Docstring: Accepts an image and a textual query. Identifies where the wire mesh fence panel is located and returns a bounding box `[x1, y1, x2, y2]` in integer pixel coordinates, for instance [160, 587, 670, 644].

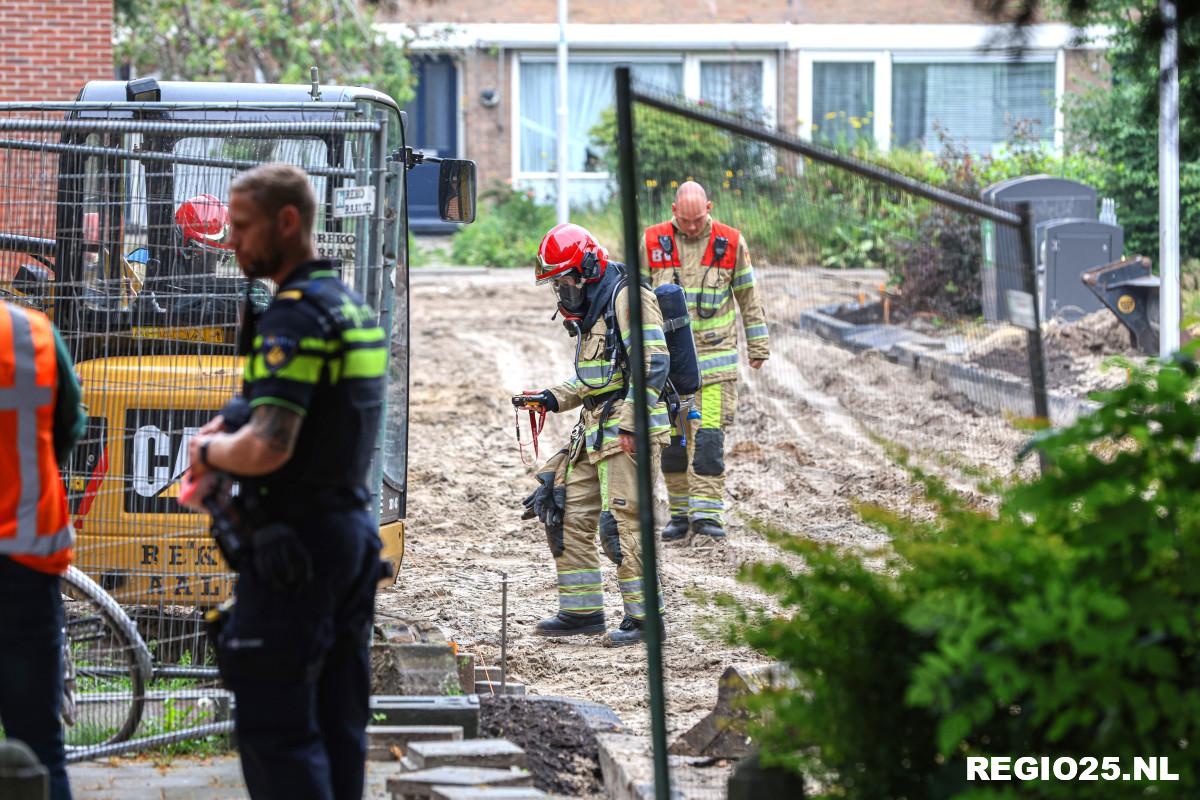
[0, 104, 402, 757]
[612, 72, 1076, 798]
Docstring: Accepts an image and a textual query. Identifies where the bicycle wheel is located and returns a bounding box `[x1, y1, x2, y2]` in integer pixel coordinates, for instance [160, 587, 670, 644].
[60, 566, 153, 755]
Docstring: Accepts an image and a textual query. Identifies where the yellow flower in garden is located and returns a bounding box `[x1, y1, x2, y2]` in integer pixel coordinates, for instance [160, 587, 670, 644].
[645, 178, 658, 188]
[722, 180, 730, 188]
[670, 180, 678, 188]
[725, 169, 733, 177]
[823, 111, 838, 120]
[850, 118, 862, 129]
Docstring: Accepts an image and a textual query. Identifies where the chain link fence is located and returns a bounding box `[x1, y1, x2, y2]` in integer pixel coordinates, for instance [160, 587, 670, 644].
[0, 103, 403, 759]
[612, 67, 1066, 798]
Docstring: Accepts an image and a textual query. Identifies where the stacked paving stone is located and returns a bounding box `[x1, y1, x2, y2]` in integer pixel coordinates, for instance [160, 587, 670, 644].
[382, 732, 546, 799]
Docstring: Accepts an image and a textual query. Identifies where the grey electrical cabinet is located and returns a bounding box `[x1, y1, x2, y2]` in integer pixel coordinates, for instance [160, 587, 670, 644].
[1038, 219, 1123, 321]
[980, 176, 1098, 322]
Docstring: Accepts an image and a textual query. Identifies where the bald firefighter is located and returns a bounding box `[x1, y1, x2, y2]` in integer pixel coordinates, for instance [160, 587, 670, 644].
[518, 223, 670, 646]
[642, 181, 770, 541]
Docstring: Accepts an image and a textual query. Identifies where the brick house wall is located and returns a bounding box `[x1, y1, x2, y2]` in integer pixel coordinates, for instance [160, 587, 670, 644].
[382, 2, 1108, 209]
[382, 0, 1000, 25]
[0, 0, 112, 271]
[0, 0, 112, 101]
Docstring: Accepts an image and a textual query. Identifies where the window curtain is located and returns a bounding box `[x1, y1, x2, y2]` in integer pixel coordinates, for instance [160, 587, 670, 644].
[812, 62, 874, 146]
[520, 61, 682, 173]
[892, 61, 1055, 154]
[699, 62, 763, 117]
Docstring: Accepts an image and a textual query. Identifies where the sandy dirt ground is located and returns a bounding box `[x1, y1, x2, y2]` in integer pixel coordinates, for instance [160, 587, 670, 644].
[376, 266, 1033, 744]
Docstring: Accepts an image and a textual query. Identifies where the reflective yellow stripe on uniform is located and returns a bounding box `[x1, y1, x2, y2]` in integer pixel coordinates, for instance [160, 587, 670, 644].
[341, 346, 387, 379]
[692, 309, 736, 331]
[558, 569, 604, 613]
[247, 353, 324, 384]
[701, 380, 723, 429]
[618, 577, 664, 621]
[699, 349, 738, 379]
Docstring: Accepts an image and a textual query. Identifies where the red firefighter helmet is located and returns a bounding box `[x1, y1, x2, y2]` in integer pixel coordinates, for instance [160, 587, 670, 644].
[535, 223, 608, 285]
[175, 194, 232, 253]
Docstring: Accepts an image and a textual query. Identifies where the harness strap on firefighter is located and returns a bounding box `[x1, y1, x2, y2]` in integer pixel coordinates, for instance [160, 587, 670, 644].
[592, 395, 619, 453]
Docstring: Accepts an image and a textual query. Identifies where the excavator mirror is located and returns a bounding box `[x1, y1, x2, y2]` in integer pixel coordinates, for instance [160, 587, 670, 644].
[437, 159, 476, 224]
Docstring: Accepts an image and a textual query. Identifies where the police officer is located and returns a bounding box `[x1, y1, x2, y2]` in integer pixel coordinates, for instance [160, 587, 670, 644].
[188, 163, 387, 800]
[642, 181, 770, 541]
[520, 223, 671, 646]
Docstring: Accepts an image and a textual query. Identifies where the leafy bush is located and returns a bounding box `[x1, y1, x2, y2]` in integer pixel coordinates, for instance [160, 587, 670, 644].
[727, 345, 1200, 798]
[888, 135, 991, 316]
[450, 184, 556, 268]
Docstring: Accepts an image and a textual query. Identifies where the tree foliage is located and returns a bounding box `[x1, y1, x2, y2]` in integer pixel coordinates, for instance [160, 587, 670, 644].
[114, 0, 415, 106]
[1051, 0, 1200, 260]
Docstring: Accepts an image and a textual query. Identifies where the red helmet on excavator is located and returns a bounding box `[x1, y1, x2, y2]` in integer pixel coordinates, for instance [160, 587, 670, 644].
[535, 223, 608, 285]
[174, 194, 232, 274]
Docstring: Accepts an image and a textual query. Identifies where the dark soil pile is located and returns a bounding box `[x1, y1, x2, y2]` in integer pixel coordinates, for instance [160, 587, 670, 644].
[967, 310, 1144, 396]
[480, 696, 624, 797]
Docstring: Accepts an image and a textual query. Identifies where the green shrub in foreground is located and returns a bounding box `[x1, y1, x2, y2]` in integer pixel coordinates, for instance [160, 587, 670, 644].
[728, 345, 1200, 799]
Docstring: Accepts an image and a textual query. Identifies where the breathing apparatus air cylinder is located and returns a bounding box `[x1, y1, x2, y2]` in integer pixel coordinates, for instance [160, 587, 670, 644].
[654, 283, 702, 396]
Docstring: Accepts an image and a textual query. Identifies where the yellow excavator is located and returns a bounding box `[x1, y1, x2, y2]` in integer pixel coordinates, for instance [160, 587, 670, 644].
[0, 76, 475, 605]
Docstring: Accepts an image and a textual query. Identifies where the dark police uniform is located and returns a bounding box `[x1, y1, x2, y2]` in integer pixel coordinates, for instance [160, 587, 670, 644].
[217, 258, 387, 800]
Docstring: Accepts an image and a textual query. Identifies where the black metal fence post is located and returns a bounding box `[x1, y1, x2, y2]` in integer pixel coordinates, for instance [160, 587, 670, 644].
[615, 65, 672, 800]
[1017, 201, 1050, 471]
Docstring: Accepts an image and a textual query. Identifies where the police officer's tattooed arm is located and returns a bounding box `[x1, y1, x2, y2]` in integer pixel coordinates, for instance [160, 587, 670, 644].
[188, 405, 301, 478]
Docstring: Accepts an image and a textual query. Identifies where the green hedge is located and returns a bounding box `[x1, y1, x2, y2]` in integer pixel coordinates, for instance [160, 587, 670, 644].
[726, 345, 1200, 799]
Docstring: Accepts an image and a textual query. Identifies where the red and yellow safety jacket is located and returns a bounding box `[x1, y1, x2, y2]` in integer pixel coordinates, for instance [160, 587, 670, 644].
[0, 301, 73, 575]
[642, 217, 770, 384]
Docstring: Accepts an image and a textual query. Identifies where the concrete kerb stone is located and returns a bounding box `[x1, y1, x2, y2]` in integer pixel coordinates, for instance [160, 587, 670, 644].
[370, 696, 481, 739]
[800, 303, 1102, 427]
[596, 733, 728, 800]
[386, 766, 533, 799]
[431, 788, 548, 800]
[406, 738, 526, 770]
[368, 725, 465, 761]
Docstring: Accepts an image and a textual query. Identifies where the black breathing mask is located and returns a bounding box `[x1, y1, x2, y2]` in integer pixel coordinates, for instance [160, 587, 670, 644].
[554, 279, 587, 318]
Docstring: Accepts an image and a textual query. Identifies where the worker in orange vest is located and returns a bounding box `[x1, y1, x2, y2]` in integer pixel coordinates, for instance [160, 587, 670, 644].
[642, 181, 770, 542]
[0, 300, 86, 800]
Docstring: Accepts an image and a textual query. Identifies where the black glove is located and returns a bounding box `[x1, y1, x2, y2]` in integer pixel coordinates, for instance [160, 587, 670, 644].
[512, 390, 558, 412]
[522, 471, 561, 527]
[522, 471, 566, 556]
[251, 523, 313, 592]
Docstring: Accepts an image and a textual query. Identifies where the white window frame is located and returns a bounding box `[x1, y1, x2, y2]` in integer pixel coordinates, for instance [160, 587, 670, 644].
[511, 51, 776, 182]
[686, 52, 778, 127]
[798, 51, 891, 151]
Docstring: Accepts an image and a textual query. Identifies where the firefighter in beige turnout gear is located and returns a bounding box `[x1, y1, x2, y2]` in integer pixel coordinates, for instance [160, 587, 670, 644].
[642, 181, 770, 541]
[519, 223, 671, 646]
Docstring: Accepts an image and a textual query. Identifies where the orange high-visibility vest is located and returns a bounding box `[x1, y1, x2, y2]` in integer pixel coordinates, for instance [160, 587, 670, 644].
[644, 220, 741, 271]
[0, 301, 73, 574]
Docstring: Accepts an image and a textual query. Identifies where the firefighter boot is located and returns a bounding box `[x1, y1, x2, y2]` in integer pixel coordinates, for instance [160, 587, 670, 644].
[660, 515, 690, 542]
[534, 611, 606, 637]
[692, 519, 726, 540]
[607, 615, 666, 647]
